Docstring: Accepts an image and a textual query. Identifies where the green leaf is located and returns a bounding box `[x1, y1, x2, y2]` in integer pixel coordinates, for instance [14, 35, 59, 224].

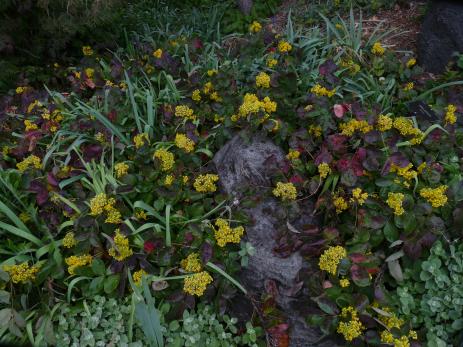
[0, 290, 10, 304]
[313, 297, 339, 315]
[383, 221, 398, 242]
[104, 274, 120, 294]
[91, 259, 106, 276]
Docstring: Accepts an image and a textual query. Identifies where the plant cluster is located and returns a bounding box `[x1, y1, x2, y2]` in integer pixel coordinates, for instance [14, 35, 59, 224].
[1, 2, 463, 346]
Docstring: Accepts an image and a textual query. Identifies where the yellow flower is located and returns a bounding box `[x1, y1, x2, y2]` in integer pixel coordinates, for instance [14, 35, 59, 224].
[406, 58, 416, 68]
[85, 68, 94, 79]
[256, 72, 271, 88]
[351, 188, 368, 205]
[174, 133, 195, 153]
[214, 218, 244, 247]
[445, 104, 457, 125]
[376, 114, 393, 132]
[181, 253, 202, 272]
[286, 149, 300, 161]
[409, 330, 418, 340]
[135, 210, 147, 220]
[387, 192, 405, 216]
[210, 91, 222, 102]
[308, 125, 322, 138]
[417, 162, 427, 175]
[319, 246, 347, 275]
[89, 193, 108, 216]
[207, 69, 218, 76]
[339, 119, 372, 136]
[95, 132, 105, 143]
[105, 208, 122, 224]
[153, 148, 175, 171]
[203, 82, 214, 95]
[3, 262, 39, 284]
[2, 146, 10, 157]
[318, 163, 331, 179]
[403, 82, 414, 91]
[175, 105, 196, 121]
[337, 306, 364, 341]
[333, 194, 348, 214]
[16, 155, 42, 172]
[16, 86, 26, 94]
[119, 81, 128, 91]
[65, 255, 93, 275]
[192, 89, 201, 102]
[164, 174, 174, 186]
[393, 117, 423, 141]
[108, 229, 133, 261]
[249, 21, 262, 33]
[390, 163, 417, 182]
[273, 182, 297, 201]
[115, 162, 129, 178]
[153, 48, 163, 59]
[371, 42, 385, 55]
[419, 185, 448, 208]
[63, 232, 77, 248]
[311, 84, 336, 97]
[278, 40, 292, 53]
[133, 133, 149, 148]
[239, 93, 262, 116]
[381, 330, 394, 344]
[267, 58, 278, 68]
[262, 96, 277, 113]
[82, 46, 93, 56]
[183, 271, 213, 296]
[19, 212, 30, 223]
[24, 119, 38, 131]
[340, 278, 350, 287]
[340, 59, 360, 74]
[379, 307, 404, 329]
[133, 269, 147, 286]
[194, 174, 219, 193]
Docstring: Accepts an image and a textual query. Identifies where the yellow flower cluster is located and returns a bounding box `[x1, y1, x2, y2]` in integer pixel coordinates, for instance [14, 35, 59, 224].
[63, 232, 77, 248]
[192, 89, 201, 102]
[183, 271, 213, 296]
[286, 149, 300, 161]
[445, 104, 457, 125]
[310, 84, 336, 97]
[203, 81, 214, 94]
[207, 69, 218, 77]
[379, 307, 404, 329]
[174, 133, 195, 153]
[175, 105, 196, 121]
[115, 162, 129, 178]
[82, 46, 93, 56]
[194, 174, 219, 193]
[95, 132, 105, 143]
[181, 253, 202, 272]
[406, 58, 416, 68]
[153, 48, 163, 59]
[319, 245, 347, 275]
[89, 193, 122, 224]
[390, 163, 417, 184]
[387, 192, 405, 216]
[318, 162, 331, 179]
[24, 119, 38, 131]
[340, 59, 360, 74]
[214, 218, 244, 247]
[419, 185, 448, 208]
[153, 148, 175, 171]
[337, 306, 364, 341]
[256, 72, 271, 88]
[133, 133, 149, 148]
[393, 117, 423, 144]
[16, 86, 26, 94]
[376, 114, 393, 132]
[278, 40, 292, 53]
[249, 21, 262, 33]
[371, 42, 385, 55]
[267, 58, 278, 68]
[108, 229, 133, 261]
[17, 155, 42, 172]
[333, 194, 349, 214]
[85, 68, 95, 79]
[135, 210, 147, 220]
[339, 119, 372, 136]
[133, 269, 147, 286]
[65, 254, 93, 275]
[3, 262, 39, 284]
[164, 174, 174, 186]
[237, 93, 276, 118]
[351, 188, 368, 205]
[273, 182, 297, 201]
[340, 278, 350, 287]
[403, 82, 414, 91]
[380, 331, 413, 347]
[308, 124, 322, 138]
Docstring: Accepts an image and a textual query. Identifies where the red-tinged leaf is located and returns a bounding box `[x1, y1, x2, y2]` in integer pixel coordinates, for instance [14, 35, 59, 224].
[107, 109, 117, 122]
[350, 253, 367, 263]
[85, 78, 96, 89]
[333, 104, 346, 118]
[264, 279, 279, 298]
[200, 242, 213, 264]
[350, 264, 370, 287]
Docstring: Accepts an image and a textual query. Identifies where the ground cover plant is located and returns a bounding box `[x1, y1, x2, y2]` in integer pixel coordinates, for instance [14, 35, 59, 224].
[1, 1, 463, 346]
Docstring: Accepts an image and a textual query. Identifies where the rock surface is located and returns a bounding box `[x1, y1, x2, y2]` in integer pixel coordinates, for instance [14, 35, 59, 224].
[418, 0, 463, 73]
[213, 132, 334, 347]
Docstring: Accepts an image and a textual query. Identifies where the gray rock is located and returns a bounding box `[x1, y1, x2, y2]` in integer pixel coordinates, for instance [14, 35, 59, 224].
[418, 1, 463, 73]
[214, 132, 334, 347]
